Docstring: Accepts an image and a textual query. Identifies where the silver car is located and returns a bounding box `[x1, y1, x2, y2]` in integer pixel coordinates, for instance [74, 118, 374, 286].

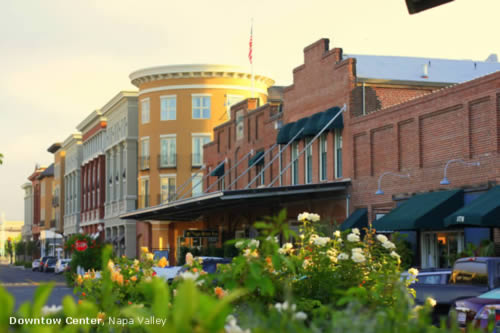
[32, 259, 41, 271]
[54, 259, 71, 274]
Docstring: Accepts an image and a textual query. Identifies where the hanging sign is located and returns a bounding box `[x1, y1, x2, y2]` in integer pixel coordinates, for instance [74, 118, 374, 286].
[184, 230, 219, 238]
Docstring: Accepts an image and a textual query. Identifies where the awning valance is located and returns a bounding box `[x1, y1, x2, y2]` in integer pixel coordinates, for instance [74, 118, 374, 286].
[210, 163, 225, 177]
[445, 186, 500, 227]
[319, 106, 343, 131]
[302, 112, 325, 137]
[276, 122, 294, 145]
[248, 151, 264, 167]
[340, 208, 368, 231]
[373, 189, 464, 231]
[288, 117, 309, 142]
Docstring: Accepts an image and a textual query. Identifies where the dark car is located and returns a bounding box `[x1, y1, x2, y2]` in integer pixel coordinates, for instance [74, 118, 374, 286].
[43, 258, 57, 273]
[453, 289, 500, 329]
[39, 256, 56, 272]
[413, 257, 500, 316]
[177, 257, 232, 278]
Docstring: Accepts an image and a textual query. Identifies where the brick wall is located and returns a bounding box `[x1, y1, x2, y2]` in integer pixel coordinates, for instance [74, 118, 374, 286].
[348, 71, 500, 221]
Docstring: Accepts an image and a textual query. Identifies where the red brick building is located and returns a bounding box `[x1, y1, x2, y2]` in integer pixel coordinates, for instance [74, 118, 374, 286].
[77, 110, 107, 236]
[124, 39, 500, 267]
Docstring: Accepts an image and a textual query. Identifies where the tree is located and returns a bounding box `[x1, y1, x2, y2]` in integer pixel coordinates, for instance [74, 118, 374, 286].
[5, 238, 13, 264]
[0, 153, 3, 165]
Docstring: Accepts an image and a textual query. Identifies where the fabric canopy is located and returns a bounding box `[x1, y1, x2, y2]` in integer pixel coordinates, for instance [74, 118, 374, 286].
[302, 112, 325, 137]
[210, 163, 225, 177]
[276, 122, 295, 144]
[248, 151, 264, 167]
[373, 189, 464, 231]
[340, 208, 368, 231]
[444, 186, 500, 227]
[288, 117, 309, 142]
[319, 106, 343, 131]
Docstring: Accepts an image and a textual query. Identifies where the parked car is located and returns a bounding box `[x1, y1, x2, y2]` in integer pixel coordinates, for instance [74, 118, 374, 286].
[54, 259, 71, 274]
[452, 288, 500, 329]
[413, 257, 500, 316]
[402, 268, 451, 285]
[43, 258, 57, 273]
[153, 266, 183, 283]
[31, 259, 41, 271]
[38, 256, 56, 272]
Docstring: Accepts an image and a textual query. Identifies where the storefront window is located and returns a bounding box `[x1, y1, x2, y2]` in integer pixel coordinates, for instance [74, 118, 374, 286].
[421, 231, 464, 268]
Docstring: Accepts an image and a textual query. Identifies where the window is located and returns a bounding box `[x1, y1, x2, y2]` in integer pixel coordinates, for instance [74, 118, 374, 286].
[236, 110, 244, 141]
[141, 99, 150, 124]
[192, 95, 211, 119]
[226, 95, 244, 119]
[160, 136, 176, 167]
[160, 96, 176, 120]
[335, 129, 343, 178]
[140, 177, 150, 208]
[140, 138, 150, 170]
[41, 208, 45, 221]
[191, 173, 203, 197]
[160, 175, 176, 203]
[41, 182, 46, 197]
[256, 163, 265, 186]
[319, 134, 327, 181]
[192, 135, 211, 166]
[291, 142, 299, 185]
[305, 138, 313, 184]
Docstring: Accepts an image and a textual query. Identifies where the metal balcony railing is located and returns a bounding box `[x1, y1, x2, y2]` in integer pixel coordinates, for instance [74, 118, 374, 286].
[156, 193, 176, 205]
[158, 154, 177, 168]
[139, 156, 150, 171]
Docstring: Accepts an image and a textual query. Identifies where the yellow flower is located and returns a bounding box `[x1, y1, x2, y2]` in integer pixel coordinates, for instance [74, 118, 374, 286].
[133, 259, 140, 266]
[130, 275, 137, 282]
[111, 271, 124, 285]
[76, 275, 83, 285]
[185, 252, 194, 266]
[426, 297, 437, 307]
[141, 246, 149, 254]
[97, 312, 106, 323]
[146, 253, 154, 261]
[107, 260, 115, 272]
[83, 273, 90, 280]
[158, 257, 169, 268]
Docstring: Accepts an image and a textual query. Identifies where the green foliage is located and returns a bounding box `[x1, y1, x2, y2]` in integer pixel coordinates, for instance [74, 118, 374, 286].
[392, 232, 414, 269]
[0, 152, 3, 165]
[65, 234, 103, 275]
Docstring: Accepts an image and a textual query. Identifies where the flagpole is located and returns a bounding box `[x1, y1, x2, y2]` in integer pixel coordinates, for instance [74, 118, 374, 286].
[250, 18, 255, 98]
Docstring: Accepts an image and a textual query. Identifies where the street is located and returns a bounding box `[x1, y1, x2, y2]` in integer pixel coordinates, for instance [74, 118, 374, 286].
[0, 264, 76, 308]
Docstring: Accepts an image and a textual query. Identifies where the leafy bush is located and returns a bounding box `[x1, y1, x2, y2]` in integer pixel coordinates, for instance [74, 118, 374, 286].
[65, 234, 103, 276]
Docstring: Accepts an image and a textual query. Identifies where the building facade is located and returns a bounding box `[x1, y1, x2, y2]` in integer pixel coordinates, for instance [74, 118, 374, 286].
[124, 39, 500, 268]
[63, 133, 83, 237]
[21, 182, 33, 241]
[27, 165, 46, 255]
[102, 91, 138, 257]
[129, 64, 274, 258]
[48, 143, 65, 234]
[77, 111, 107, 236]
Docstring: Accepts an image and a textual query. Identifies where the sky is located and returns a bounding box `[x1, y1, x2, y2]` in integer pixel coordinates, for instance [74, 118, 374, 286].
[1, 0, 499, 221]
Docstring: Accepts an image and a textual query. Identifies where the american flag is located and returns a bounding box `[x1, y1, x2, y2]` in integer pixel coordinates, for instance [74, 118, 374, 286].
[248, 22, 253, 64]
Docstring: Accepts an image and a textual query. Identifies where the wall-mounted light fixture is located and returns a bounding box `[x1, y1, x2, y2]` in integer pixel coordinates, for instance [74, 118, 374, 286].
[440, 159, 480, 185]
[375, 172, 411, 195]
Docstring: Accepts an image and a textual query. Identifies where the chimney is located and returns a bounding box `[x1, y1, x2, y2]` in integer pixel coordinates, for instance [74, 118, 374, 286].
[421, 63, 429, 78]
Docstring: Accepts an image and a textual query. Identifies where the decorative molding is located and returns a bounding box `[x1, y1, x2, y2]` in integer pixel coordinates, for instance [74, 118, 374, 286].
[138, 84, 268, 96]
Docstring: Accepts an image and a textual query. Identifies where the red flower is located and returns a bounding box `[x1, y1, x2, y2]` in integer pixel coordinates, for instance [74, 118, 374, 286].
[152, 271, 157, 277]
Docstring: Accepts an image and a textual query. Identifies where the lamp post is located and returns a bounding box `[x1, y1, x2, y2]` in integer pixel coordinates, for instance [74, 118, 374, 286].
[440, 159, 480, 185]
[375, 172, 411, 195]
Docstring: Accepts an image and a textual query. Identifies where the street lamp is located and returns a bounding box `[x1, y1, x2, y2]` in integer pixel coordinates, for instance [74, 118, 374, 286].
[375, 171, 411, 195]
[440, 159, 480, 185]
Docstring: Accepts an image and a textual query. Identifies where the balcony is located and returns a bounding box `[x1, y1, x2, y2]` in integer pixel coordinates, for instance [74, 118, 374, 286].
[158, 153, 177, 169]
[139, 156, 150, 171]
[157, 193, 176, 205]
[191, 153, 203, 167]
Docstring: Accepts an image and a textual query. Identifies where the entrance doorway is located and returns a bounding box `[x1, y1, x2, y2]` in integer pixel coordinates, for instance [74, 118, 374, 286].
[421, 231, 464, 268]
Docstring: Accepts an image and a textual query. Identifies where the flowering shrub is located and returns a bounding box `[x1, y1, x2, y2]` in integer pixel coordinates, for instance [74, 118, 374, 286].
[74, 246, 169, 307]
[64, 234, 103, 282]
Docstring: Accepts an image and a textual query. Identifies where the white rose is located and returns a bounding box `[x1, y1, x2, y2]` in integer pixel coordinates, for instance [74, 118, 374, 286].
[334, 230, 341, 238]
[293, 311, 308, 320]
[297, 212, 309, 221]
[426, 297, 437, 307]
[309, 213, 320, 222]
[376, 234, 388, 243]
[347, 233, 360, 242]
[351, 247, 363, 254]
[408, 268, 419, 276]
[249, 239, 260, 248]
[351, 252, 366, 263]
[337, 253, 349, 260]
[313, 237, 330, 246]
[352, 228, 360, 235]
[390, 251, 400, 259]
[382, 241, 396, 249]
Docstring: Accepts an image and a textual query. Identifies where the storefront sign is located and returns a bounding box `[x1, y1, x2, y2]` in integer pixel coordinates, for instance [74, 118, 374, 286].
[75, 240, 88, 252]
[184, 230, 219, 238]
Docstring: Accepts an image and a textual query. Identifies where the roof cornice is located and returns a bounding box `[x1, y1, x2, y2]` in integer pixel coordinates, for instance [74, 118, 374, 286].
[76, 110, 105, 133]
[100, 91, 138, 116]
[129, 64, 274, 88]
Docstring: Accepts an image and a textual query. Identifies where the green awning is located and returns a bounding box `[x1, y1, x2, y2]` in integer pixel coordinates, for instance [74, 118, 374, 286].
[373, 189, 464, 231]
[444, 186, 500, 227]
[319, 106, 343, 131]
[340, 208, 368, 231]
[210, 163, 224, 177]
[302, 112, 325, 137]
[248, 151, 264, 167]
[288, 117, 309, 142]
[276, 122, 295, 144]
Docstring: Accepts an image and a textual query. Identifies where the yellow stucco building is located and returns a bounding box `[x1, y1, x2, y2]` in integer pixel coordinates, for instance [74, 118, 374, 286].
[129, 64, 274, 258]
